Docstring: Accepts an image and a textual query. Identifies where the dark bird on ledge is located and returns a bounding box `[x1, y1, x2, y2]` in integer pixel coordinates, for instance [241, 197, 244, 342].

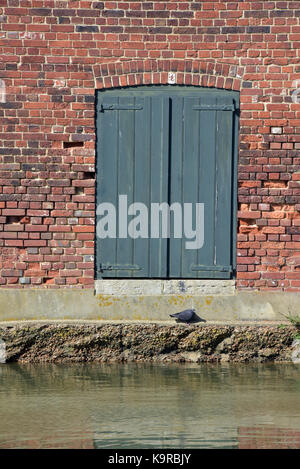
[170, 308, 196, 324]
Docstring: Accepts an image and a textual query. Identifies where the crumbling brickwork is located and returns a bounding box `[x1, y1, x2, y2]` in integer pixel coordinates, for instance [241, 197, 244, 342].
[0, 1, 299, 290]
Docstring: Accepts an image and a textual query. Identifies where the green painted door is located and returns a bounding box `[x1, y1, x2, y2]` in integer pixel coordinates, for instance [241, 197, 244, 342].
[96, 87, 239, 279]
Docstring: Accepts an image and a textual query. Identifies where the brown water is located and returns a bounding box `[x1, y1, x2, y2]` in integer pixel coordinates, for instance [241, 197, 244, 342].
[0, 363, 299, 449]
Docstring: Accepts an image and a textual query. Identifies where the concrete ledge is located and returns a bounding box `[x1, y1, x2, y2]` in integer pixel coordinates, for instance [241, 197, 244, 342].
[0, 322, 298, 363]
[0, 287, 299, 322]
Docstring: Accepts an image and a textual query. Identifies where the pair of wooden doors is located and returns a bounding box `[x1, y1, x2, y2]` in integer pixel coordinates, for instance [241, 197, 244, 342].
[96, 86, 239, 279]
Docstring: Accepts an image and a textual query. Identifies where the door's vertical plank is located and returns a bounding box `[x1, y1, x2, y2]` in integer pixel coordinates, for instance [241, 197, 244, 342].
[197, 95, 217, 277]
[232, 102, 239, 276]
[215, 97, 234, 272]
[168, 95, 184, 277]
[149, 96, 169, 277]
[96, 95, 119, 276]
[116, 97, 136, 277]
[133, 96, 151, 277]
[181, 96, 201, 278]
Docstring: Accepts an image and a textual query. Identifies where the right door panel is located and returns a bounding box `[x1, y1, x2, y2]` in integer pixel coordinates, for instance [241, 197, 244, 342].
[168, 93, 235, 278]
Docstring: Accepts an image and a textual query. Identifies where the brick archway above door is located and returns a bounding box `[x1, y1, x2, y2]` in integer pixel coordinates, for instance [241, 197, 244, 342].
[93, 59, 244, 91]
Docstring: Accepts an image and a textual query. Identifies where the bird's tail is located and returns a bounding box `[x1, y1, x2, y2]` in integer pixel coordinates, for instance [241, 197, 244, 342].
[169, 314, 177, 318]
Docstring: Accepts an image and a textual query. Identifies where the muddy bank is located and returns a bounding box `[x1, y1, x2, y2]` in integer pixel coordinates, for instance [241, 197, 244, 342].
[0, 322, 299, 363]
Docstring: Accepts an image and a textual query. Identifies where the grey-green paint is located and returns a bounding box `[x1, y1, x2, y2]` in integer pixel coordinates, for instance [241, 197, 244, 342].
[96, 86, 239, 279]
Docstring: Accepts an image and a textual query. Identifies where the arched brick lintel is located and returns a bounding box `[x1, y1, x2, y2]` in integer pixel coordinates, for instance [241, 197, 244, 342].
[94, 60, 244, 91]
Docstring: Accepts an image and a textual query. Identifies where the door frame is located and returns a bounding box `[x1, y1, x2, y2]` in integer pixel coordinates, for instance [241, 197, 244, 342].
[95, 85, 240, 280]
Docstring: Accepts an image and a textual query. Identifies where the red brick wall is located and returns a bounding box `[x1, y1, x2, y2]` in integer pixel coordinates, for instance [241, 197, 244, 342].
[0, 1, 299, 290]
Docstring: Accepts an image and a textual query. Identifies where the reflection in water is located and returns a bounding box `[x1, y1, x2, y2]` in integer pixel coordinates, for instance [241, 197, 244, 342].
[238, 426, 300, 449]
[0, 363, 299, 449]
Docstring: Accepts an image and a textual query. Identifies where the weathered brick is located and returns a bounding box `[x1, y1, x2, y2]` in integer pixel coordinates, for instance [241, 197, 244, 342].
[247, 26, 270, 34]
[0, 2, 298, 292]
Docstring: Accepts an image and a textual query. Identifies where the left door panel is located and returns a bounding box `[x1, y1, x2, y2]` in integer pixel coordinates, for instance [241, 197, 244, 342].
[96, 95, 170, 278]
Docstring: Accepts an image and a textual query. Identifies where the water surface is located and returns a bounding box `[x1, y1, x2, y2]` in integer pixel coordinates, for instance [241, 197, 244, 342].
[0, 363, 299, 449]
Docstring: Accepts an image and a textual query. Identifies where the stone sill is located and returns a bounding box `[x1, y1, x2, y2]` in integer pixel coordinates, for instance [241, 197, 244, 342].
[95, 279, 236, 296]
